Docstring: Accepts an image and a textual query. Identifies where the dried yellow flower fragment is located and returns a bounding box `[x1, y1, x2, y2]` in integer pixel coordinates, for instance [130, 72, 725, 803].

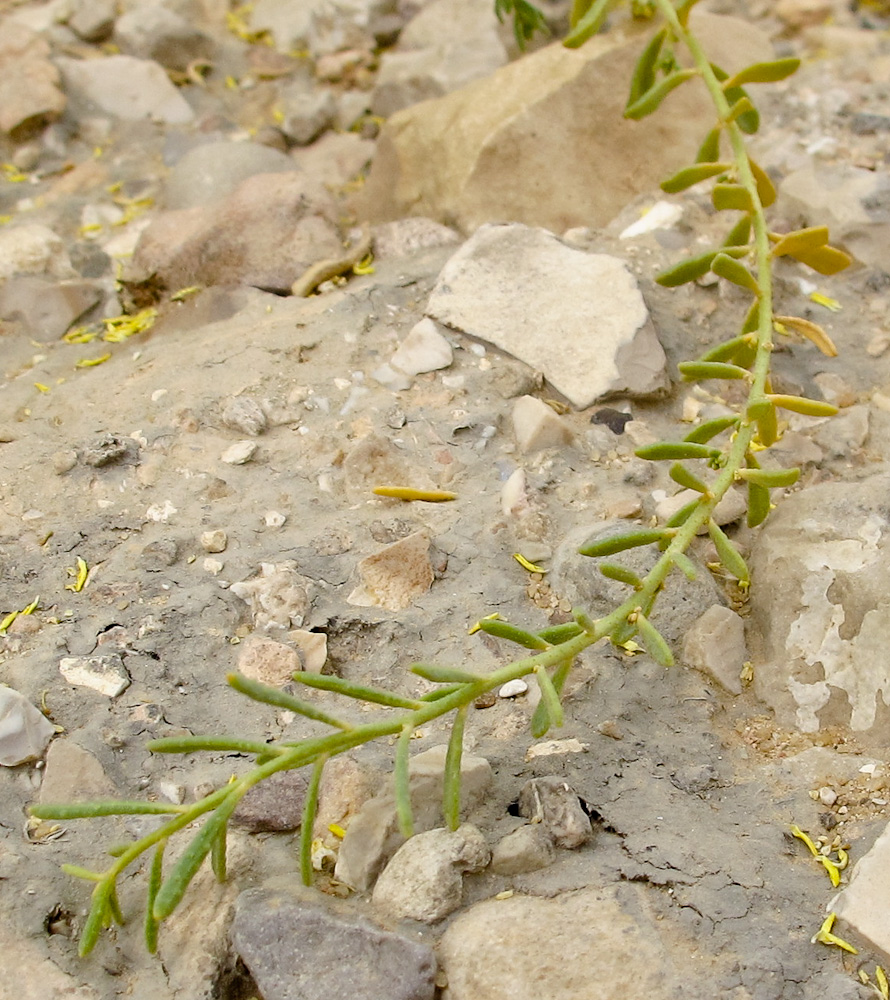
[65, 557, 89, 593]
[809, 291, 841, 312]
[352, 252, 375, 276]
[372, 486, 457, 502]
[810, 912, 858, 954]
[34, 382, 50, 393]
[513, 553, 547, 574]
[468, 612, 501, 635]
[75, 353, 111, 368]
[877, 965, 889, 1000]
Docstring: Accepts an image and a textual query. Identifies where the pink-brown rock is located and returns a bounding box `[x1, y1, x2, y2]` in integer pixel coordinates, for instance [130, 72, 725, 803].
[0, 22, 66, 139]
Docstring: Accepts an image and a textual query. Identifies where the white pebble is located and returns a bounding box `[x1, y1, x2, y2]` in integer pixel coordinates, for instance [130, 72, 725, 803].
[200, 529, 227, 553]
[222, 440, 257, 465]
[818, 786, 838, 806]
[264, 510, 286, 528]
[499, 679, 529, 698]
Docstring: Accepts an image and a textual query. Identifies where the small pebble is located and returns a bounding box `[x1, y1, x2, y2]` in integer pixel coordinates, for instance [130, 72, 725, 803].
[818, 786, 838, 806]
[264, 510, 287, 528]
[200, 529, 228, 553]
[222, 440, 258, 465]
[222, 397, 267, 436]
[203, 558, 223, 575]
[498, 679, 528, 698]
[52, 449, 78, 475]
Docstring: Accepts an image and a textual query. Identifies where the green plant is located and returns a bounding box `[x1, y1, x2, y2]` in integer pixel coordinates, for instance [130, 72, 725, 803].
[30, 0, 851, 957]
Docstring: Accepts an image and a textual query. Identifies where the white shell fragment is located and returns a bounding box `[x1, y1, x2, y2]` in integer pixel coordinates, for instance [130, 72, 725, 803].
[498, 679, 528, 699]
[0, 686, 55, 766]
[525, 738, 590, 761]
[59, 654, 131, 697]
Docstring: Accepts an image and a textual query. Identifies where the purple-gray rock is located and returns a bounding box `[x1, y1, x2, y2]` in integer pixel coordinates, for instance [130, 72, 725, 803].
[0, 276, 101, 339]
[232, 769, 309, 832]
[231, 882, 437, 1000]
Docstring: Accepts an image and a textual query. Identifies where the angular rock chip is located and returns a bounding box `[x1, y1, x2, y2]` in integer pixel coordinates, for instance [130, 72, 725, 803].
[348, 530, 434, 611]
[0, 687, 55, 766]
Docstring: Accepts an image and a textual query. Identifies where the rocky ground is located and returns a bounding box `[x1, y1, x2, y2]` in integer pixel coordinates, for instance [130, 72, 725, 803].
[2, 0, 890, 998]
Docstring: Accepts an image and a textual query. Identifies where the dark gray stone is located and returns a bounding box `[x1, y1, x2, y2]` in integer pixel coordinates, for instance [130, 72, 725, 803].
[231, 883, 437, 1000]
[232, 769, 309, 832]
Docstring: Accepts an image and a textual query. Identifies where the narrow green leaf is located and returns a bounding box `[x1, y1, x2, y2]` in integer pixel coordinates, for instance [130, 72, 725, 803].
[229, 673, 358, 726]
[107, 886, 125, 926]
[707, 520, 749, 584]
[579, 529, 667, 558]
[655, 250, 719, 287]
[672, 552, 698, 581]
[737, 466, 800, 488]
[675, 0, 704, 25]
[299, 756, 325, 885]
[660, 162, 729, 194]
[710, 252, 760, 294]
[443, 705, 467, 832]
[695, 126, 722, 163]
[683, 415, 739, 443]
[210, 821, 227, 883]
[669, 463, 709, 493]
[723, 215, 752, 247]
[79, 881, 114, 956]
[747, 481, 771, 527]
[477, 618, 550, 650]
[145, 843, 164, 954]
[535, 664, 565, 728]
[635, 613, 674, 666]
[722, 57, 800, 89]
[394, 726, 414, 839]
[665, 497, 701, 529]
[147, 735, 288, 756]
[418, 683, 465, 701]
[627, 28, 667, 107]
[713, 64, 760, 132]
[740, 298, 760, 334]
[771, 226, 829, 258]
[697, 334, 753, 364]
[537, 621, 584, 644]
[411, 663, 480, 683]
[564, 0, 613, 46]
[767, 394, 838, 417]
[636, 441, 721, 461]
[679, 360, 752, 381]
[570, 0, 593, 26]
[153, 797, 241, 921]
[748, 157, 776, 208]
[32, 800, 186, 820]
[573, 608, 597, 632]
[712, 183, 754, 213]
[725, 95, 756, 125]
[60, 865, 104, 882]
[599, 562, 644, 587]
[530, 660, 572, 738]
[287, 671, 421, 711]
[624, 69, 697, 120]
[756, 401, 779, 446]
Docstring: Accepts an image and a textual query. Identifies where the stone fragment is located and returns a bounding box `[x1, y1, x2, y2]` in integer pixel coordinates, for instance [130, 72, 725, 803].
[372, 0, 507, 118]
[335, 745, 492, 890]
[498, 678, 528, 699]
[490, 823, 556, 875]
[342, 432, 434, 499]
[140, 538, 179, 569]
[428, 225, 666, 409]
[114, 5, 215, 73]
[0, 23, 66, 139]
[682, 605, 747, 695]
[233, 769, 309, 832]
[438, 886, 681, 1000]
[372, 217, 461, 259]
[525, 738, 590, 761]
[313, 755, 386, 839]
[200, 530, 228, 553]
[67, 0, 117, 42]
[348, 530, 434, 611]
[56, 55, 194, 124]
[832, 817, 890, 960]
[552, 522, 721, 647]
[130, 172, 340, 292]
[512, 396, 573, 453]
[249, 0, 325, 51]
[747, 470, 890, 736]
[0, 277, 101, 339]
[237, 635, 302, 686]
[163, 141, 298, 211]
[360, 12, 771, 234]
[779, 163, 890, 268]
[81, 431, 138, 467]
[281, 89, 337, 146]
[231, 882, 437, 1000]
[0, 686, 55, 766]
[655, 486, 747, 529]
[39, 740, 114, 802]
[230, 563, 313, 630]
[290, 629, 327, 672]
[390, 317, 453, 377]
[518, 776, 592, 849]
[59, 654, 130, 698]
[372, 824, 490, 923]
[0, 224, 73, 280]
[222, 397, 268, 436]
[221, 441, 258, 465]
[0, 918, 101, 999]
[811, 405, 869, 459]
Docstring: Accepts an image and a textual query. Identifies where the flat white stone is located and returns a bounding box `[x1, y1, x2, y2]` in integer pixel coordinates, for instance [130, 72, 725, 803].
[59, 654, 130, 698]
[832, 817, 890, 960]
[0, 686, 55, 766]
[498, 679, 528, 699]
[390, 317, 453, 376]
[222, 440, 258, 465]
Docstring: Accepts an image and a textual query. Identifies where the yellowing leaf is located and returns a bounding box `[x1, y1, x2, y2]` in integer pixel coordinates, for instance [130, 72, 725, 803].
[721, 57, 800, 89]
[809, 291, 842, 311]
[773, 315, 837, 357]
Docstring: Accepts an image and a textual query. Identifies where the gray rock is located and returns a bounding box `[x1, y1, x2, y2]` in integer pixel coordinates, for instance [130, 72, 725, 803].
[232, 769, 309, 832]
[0, 224, 73, 280]
[56, 55, 194, 124]
[114, 5, 215, 73]
[427, 224, 666, 409]
[0, 686, 55, 767]
[682, 605, 747, 695]
[372, 217, 461, 259]
[551, 522, 722, 648]
[231, 882, 437, 1000]
[512, 395, 574, 453]
[230, 563, 313, 630]
[58, 654, 131, 698]
[517, 776, 592, 849]
[832, 817, 890, 959]
[222, 397, 268, 436]
[360, 11, 771, 234]
[39, 740, 114, 802]
[281, 90, 337, 146]
[67, 0, 116, 42]
[0, 23, 66, 139]
[438, 885, 683, 1000]
[81, 432, 138, 467]
[0, 277, 101, 339]
[490, 823, 556, 875]
[335, 744, 492, 890]
[140, 538, 179, 569]
[748, 469, 890, 737]
[811, 404, 869, 459]
[163, 141, 299, 211]
[249, 0, 326, 52]
[130, 172, 341, 292]
[372, 824, 490, 923]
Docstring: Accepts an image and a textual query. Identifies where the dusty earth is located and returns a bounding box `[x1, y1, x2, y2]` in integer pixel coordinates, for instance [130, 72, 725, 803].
[2, 0, 890, 998]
